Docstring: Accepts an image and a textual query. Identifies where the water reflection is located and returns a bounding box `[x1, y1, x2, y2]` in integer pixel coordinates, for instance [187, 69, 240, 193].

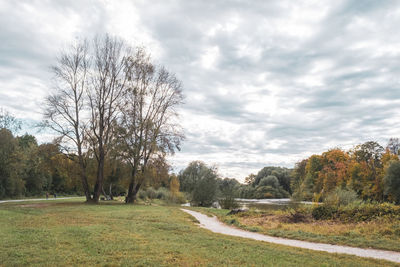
[182, 198, 314, 211]
[235, 198, 312, 211]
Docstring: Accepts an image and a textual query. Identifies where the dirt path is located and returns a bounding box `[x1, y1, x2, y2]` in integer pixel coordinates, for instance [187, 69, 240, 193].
[0, 197, 83, 204]
[181, 209, 400, 263]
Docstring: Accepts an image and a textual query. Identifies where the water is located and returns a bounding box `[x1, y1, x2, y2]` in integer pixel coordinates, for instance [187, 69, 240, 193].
[182, 198, 312, 211]
[235, 198, 300, 211]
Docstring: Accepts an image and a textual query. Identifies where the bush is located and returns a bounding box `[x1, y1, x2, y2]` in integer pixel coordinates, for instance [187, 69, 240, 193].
[167, 191, 186, 204]
[338, 202, 400, 222]
[312, 205, 337, 220]
[324, 188, 358, 207]
[283, 208, 312, 223]
[155, 187, 169, 200]
[138, 190, 147, 200]
[312, 202, 400, 222]
[146, 187, 157, 199]
[219, 197, 239, 209]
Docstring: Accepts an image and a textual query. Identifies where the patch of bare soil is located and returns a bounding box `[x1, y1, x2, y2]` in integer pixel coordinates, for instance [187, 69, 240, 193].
[19, 203, 51, 208]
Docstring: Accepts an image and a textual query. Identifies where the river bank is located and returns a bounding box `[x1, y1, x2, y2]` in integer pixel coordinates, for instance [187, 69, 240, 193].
[191, 205, 400, 252]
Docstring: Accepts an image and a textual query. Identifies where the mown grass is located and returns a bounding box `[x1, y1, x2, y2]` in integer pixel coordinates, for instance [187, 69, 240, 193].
[194, 207, 400, 252]
[0, 200, 396, 266]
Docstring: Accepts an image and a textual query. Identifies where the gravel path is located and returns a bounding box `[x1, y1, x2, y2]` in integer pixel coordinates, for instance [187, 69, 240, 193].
[0, 197, 83, 204]
[181, 209, 400, 263]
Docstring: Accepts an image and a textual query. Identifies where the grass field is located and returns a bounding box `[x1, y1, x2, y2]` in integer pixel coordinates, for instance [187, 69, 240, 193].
[193, 207, 400, 252]
[0, 200, 396, 266]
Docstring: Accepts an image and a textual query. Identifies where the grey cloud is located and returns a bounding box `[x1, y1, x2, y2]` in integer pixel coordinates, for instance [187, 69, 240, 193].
[1, 0, 400, 179]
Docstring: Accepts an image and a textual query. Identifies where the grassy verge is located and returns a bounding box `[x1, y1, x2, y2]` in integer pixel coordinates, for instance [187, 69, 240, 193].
[191, 206, 400, 252]
[0, 200, 396, 266]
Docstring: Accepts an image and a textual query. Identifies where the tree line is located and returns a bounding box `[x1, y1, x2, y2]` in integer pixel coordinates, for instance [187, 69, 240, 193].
[178, 139, 400, 206]
[0, 35, 183, 202]
[177, 161, 292, 206]
[291, 140, 400, 203]
[0, 113, 179, 200]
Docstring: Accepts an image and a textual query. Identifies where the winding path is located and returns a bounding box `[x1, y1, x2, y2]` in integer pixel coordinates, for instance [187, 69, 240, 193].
[0, 197, 83, 204]
[181, 209, 400, 263]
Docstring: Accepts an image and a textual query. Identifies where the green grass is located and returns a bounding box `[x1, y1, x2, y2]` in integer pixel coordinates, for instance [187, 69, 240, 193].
[195, 207, 400, 252]
[0, 200, 396, 266]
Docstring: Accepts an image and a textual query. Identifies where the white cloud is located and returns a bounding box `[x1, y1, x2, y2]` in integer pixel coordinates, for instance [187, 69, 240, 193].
[1, 0, 400, 181]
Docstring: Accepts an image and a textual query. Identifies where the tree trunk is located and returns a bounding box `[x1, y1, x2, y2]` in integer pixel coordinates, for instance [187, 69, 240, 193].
[125, 166, 138, 203]
[125, 181, 135, 203]
[77, 153, 92, 202]
[80, 172, 92, 202]
[93, 150, 105, 203]
[109, 183, 113, 200]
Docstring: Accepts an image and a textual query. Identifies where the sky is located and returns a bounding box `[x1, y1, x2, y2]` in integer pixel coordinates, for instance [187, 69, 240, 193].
[1, 0, 400, 182]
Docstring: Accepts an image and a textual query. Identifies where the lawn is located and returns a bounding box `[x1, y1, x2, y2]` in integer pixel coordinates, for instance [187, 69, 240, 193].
[193, 207, 400, 252]
[0, 200, 396, 266]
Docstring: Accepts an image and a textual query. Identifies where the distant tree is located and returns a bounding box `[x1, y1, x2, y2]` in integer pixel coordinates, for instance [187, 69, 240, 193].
[143, 155, 171, 189]
[192, 173, 217, 207]
[259, 175, 280, 188]
[0, 129, 24, 198]
[352, 141, 384, 170]
[352, 141, 385, 200]
[244, 173, 255, 185]
[291, 159, 307, 200]
[0, 108, 21, 134]
[387, 138, 400, 155]
[384, 160, 400, 204]
[179, 161, 218, 206]
[217, 178, 240, 196]
[253, 166, 292, 193]
[169, 175, 182, 203]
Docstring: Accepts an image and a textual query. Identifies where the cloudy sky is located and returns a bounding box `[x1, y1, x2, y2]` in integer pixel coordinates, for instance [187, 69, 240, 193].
[1, 0, 400, 181]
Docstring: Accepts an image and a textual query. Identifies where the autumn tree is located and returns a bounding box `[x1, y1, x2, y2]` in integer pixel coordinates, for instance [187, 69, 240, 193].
[351, 141, 384, 200]
[384, 160, 400, 204]
[244, 173, 255, 185]
[169, 174, 181, 202]
[116, 48, 184, 203]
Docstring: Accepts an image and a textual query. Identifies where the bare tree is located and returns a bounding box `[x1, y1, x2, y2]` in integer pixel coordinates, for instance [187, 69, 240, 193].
[43, 41, 92, 202]
[44, 36, 183, 204]
[0, 108, 21, 134]
[117, 48, 184, 203]
[87, 35, 129, 203]
[387, 138, 400, 155]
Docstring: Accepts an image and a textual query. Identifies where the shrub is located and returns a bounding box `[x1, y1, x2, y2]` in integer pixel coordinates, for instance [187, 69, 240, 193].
[324, 188, 358, 207]
[167, 191, 186, 204]
[219, 197, 239, 209]
[138, 189, 147, 200]
[282, 207, 312, 223]
[155, 187, 169, 200]
[337, 202, 400, 222]
[312, 205, 337, 220]
[146, 187, 157, 199]
[312, 201, 400, 222]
